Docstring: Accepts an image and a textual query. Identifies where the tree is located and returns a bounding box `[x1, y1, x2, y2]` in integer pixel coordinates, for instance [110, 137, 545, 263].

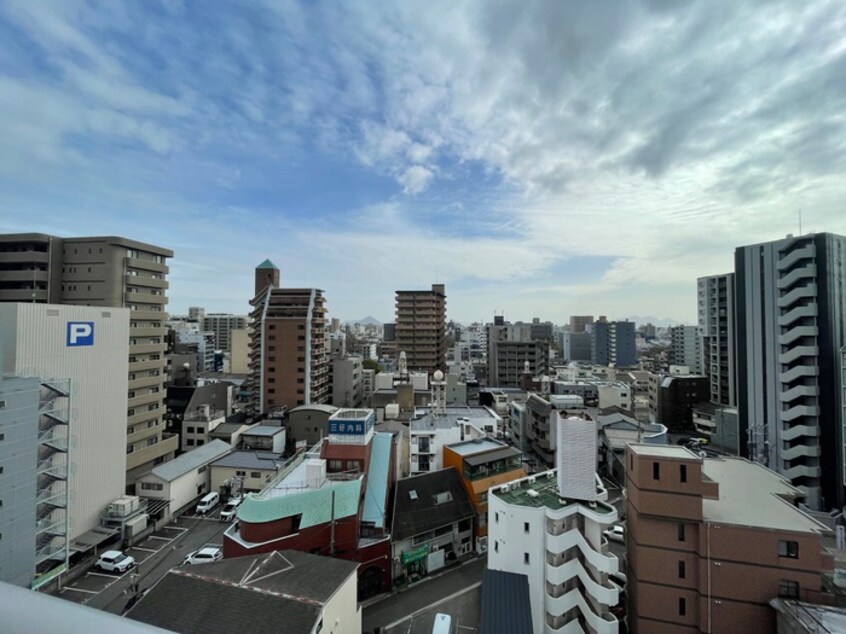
[362, 358, 382, 374]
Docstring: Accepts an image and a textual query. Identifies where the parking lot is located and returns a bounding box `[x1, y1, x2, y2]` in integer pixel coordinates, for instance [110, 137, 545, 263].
[59, 525, 188, 605]
[382, 585, 481, 634]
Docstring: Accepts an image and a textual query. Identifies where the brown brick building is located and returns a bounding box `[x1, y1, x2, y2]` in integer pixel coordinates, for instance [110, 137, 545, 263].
[626, 444, 834, 633]
[395, 283, 446, 374]
[247, 260, 329, 414]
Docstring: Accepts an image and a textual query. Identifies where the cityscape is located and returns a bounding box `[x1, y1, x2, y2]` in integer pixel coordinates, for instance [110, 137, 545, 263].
[2, 2, 846, 634]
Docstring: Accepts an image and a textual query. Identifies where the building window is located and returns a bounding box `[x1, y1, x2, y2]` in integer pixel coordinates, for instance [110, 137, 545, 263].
[778, 540, 799, 559]
[494, 541, 498, 553]
[236, 470, 246, 477]
[495, 512, 499, 523]
[779, 579, 799, 599]
[524, 522, 530, 534]
[250, 472, 261, 478]
[653, 462, 660, 480]
[678, 597, 686, 616]
[329, 459, 343, 471]
[678, 560, 686, 578]
[630, 454, 633, 470]
[523, 553, 530, 565]
[678, 523, 685, 542]
[680, 464, 687, 483]
[187, 426, 195, 433]
[197, 466, 207, 475]
[186, 439, 195, 446]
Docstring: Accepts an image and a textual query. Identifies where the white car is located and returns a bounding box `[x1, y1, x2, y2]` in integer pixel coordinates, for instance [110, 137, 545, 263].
[183, 547, 223, 565]
[96, 550, 136, 573]
[219, 498, 242, 522]
[603, 524, 625, 544]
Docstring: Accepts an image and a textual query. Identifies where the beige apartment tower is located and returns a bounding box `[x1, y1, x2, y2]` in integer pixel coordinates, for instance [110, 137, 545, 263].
[247, 260, 329, 414]
[395, 283, 446, 374]
[625, 444, 833, 634]
[0, 233, 178, 487]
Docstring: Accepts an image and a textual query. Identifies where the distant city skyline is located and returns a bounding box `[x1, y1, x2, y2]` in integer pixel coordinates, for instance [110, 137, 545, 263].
[2, 2, 845, 323]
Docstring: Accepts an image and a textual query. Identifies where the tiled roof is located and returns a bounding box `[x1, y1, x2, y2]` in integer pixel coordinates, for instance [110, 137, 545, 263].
[148, 440, 231, 482]
[480, 569, 534, 634]
[237, 478, 362, 527]
[392, 468, 475, 541]
[255, 259, 278, 270]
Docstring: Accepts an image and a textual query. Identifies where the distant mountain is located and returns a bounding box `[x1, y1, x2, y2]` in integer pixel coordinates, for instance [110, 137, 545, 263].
[346, 316, 382, 325]
[624, 315, 688, 328]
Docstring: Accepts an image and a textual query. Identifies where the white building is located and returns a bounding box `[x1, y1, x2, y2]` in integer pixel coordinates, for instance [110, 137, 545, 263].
[181, 405, 227, 451]
[596, 383, 631, 410]
[488, 412, 621, 634]
[409, 406, 500, 474]
[669, 325, 702, 374]
[136, 439, 231, 518]
[0, 303, 129, 544]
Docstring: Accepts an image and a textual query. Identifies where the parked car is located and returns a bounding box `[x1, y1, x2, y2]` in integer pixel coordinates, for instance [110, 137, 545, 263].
[183, 547, 223, 565]
[603, 524, 625, 543]
[195, 492, 220, 515]
[219, 497, 242, 522]
[96, 550, 136, 573]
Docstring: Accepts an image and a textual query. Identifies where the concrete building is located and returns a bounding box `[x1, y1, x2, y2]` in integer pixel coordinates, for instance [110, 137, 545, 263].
[569, 315, 595, 333]
[175, 330, 216, 373]
[210, 450, 285, 496]
[669, 325, 702, 374]
[488, 413, 622, 634]
[525, 393, 592, 468]
[409, 406, 502, 474]
[562, 331, 592, 362]
[651, 374, 710, 431]
[361, 368, 375, 405]
[591, 320, 637, 367]
[229, 327, 250, 374]
[136, 440, 231, 519]
[332, 355, 363, 407]
[127, 550, 362, 634]
[488, 339, 551, 387]
[443, 439, 524, 552]
[285, 403, 339, 448]
[247, 259, 329, 414]
[0, 233, 177, 486]
[697, 273, 736, 407]
[240, 425, 286, 453]
[201, 313, 246, 353]
[188, 306, 205, 320]
[691, 403, 740, 454]
[0, 304, 130, 555]
[181, 405, 227, 452]
[735, 233, 846, 510]
[395, 284, 447, 374]
[626, 444, 834, 633]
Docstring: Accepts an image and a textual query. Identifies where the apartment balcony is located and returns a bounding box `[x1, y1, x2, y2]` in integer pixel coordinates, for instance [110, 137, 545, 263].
[778, 283, 817, 309]
[125, 291, 168, 306]
[130, 308, 166, 321]
[781, 424, 821, 442]
[781, 404, 820, 422]
[781, 444, 821, 461]
[782, 463, 821, 480]
[0, 269, 49, 283]
[545, 563, 619, 607]
[130, 342, 167, 355]
[125, 256, 169, 274]
[129, 374, 163, 390]
[777, 264, 817, 290]
[0, 250, 49, 264]
[779, 345, 818, 365]
[777, 244, 815, 271]
[778, 304, 818, 327]
[128, 391, 163, 409]
[130, 326, 165, 338]
[126, 433, 178, 472]
[779, 325, 818, 346]
[129, 358, 166, 373]
[546, 533, 618, 575]
[779, 384, 819, 402]
[126, 273, 169, 289]
[544, 589, 619, 634]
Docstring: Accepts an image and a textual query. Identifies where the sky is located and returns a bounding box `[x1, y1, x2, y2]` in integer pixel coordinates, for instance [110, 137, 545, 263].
[1, 1, 845, 325]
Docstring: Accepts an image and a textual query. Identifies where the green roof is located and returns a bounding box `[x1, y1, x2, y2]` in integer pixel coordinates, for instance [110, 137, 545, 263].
[237, 479, 362, 527]
[493, 475, 613, 513]
[256, 259, 278, 270]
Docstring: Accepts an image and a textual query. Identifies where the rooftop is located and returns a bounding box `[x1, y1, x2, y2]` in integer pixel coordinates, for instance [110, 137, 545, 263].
[290, 403, 338, 415]
[628, 444, 696, 459]
[392, 468, 475, 541]
[241, 425, 285, 437]
[331, 408, 373, 420]
[211, 451, 285, 471]
[255, 258, 278, 270]
[492, 471, 613, 513]
[148, 440, 231, 482]
[446, 438, 505, 456]
[480, 570, 534, 634]
[362, 432, 393, 529]
[411, 405, 500, 431]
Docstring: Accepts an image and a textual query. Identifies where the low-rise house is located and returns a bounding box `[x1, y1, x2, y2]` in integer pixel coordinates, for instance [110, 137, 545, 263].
[210, 450, 286, 495]
[285, 403, 338, 448]
[240, 425, 286, 453]
[409, 406, 501, 474]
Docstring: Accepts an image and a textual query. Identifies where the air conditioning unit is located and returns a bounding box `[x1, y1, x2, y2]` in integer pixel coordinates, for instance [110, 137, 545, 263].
[528, 476, 536, 484]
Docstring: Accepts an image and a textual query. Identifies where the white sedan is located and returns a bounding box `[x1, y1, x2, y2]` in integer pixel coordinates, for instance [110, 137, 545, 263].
[96, 550, 136, 573]
[183, 547, 223, 565]
[603, 525, 625, 543]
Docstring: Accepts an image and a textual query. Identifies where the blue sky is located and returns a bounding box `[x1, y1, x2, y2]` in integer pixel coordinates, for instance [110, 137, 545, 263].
[2, 1, 845, 324]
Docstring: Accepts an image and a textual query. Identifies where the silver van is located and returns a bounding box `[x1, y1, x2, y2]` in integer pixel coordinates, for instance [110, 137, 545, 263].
[195, 492, 219, 515]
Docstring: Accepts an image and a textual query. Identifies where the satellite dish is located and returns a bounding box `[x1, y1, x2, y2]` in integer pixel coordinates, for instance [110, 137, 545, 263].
[433, 370, 444, 381]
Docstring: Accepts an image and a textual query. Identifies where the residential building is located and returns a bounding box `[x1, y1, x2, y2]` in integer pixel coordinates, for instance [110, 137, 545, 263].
[391, 468, 475, 580]
[175, 330, 216, 373]
[591, 320, 637, 367]
[697, 273, 736, 407]
[332, 355, 363, 407]
[626, 444, 834, 633]
[136, 440, 231, 520]
[669, 325, 702, 374]
[395, 284, 447, 373]
[187, 306, 205, 320]
[409, 406, 502, 474]
[488, 412, 622, 634]
[443, 439, 524, 552]
[229, 328, 250, 374]
[487, 338, 551, 387]
[650, 374, 710, 430]
[127, 550, 361, 634]
[181, 406, 227, 452]
[735, 233, 846, 510]
[285, 403, 339, 448]
[247, 259, 329, 414]
[691, 403, 740, 454]
[569, 315, 595, 334]
[210, 450, 285, 496]
[0, 304, 130, 567]
[525, 393, 592, 468]
[562, 331, 592, 362]
[0, 233, 177, 486]
[240, 425, 286, 453]
[361, 368, 375, 404]
[201, 313, 246, 353]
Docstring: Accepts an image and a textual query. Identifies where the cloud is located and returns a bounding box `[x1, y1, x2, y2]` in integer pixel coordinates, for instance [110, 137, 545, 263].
[398, 165, 434, 195]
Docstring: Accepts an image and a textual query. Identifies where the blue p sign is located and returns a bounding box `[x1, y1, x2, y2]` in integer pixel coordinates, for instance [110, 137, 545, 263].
[67, 322, 94, 347]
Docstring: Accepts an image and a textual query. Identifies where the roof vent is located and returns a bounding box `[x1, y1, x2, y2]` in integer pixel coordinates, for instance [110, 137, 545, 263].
[528, 476, 536, 484]
[527, 490, 540, 499]
[433, 491, 453, 505]
[501, 485, 510, 493]
[409, 490, 418, 501]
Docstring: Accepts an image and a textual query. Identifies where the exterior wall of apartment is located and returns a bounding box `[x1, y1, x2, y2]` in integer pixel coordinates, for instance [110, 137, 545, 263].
[137, 465, 214, 516]
[319, 572, 362, 634]
[229, 328, 250, 374]
[656, 376, 710, 430]
[0, 376, 40, 587]
[563, 332, 592, 362]
[569, 316, 594, 333]
[181, 412, 225, 451]
[670, 325, 702, 374]
[332, 356, 363, 407]
[735, 233, 846, 509]
[210, 464, 279, 494]
[487, 339, 550, 387]
[395, 284, 447, 374]
[592, 321, 637, 367]
[697, 273, 736, 407]
[0, 304, 129, 541]
[202, 314, 246, 352]
[0, 233, 63, 303]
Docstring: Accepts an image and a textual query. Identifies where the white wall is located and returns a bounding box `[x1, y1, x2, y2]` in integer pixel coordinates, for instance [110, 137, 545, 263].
[0, 304, 129, 540]
[317, 571, 361, 634]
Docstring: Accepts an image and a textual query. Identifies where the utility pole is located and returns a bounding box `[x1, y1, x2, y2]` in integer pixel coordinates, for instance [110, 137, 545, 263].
[329, 489, 336, 556]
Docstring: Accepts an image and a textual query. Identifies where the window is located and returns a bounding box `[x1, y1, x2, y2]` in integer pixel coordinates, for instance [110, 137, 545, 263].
[495, 512, 499, 523]
[778, 540, 799, 559]
[250, 471, 261, 479]
[197, 466, 207, 475]
[329, 459, 343, 471]
[779, 579, 799, 598]
[524, 522, 530, 534]
[235, 470, 246, 477]
[678, 523, 685, 542]
[653, 462, 660, 480]
[523, 552, 530, 565]
[678, 597, 686, 616]
[186, 439, 195, 446]
[187, 426, 195, 434]
[630, 454, 633, 470]
[141, 482, 164, 491]
[680, 464, 687, 483]
[494, 541, 498, 553]
[678, 561, 686, 579]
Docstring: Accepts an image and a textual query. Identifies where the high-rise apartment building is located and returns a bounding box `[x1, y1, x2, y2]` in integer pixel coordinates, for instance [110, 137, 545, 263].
[569, 315, 594, 333]
[0, 234, 177, 486]
[489, 412, 622, 633]
[247, 260, 329, 414]
[486, 324, 550, 387]
[202, 313, 247, 352]
[395, 284, 446, 374]
[735, 233, 846, 510]
[669, 325, 702, 373]
[626, 444, 833, 633]
[187, 306, 205, 320]
[697, 273, 736, 407]
[591, 320, 637, 367]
